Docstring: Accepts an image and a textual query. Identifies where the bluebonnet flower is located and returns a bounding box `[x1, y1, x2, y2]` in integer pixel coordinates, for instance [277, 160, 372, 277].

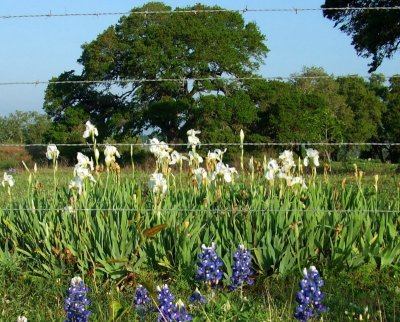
[157, 284, 192, 321]
[134, 284, 153, 318]
[229, 245, 254, 290]
[294, 266, 326, 322]
[157, 284, 177, 321]
[64, 276, 91, 322]
[196, 243, 223, 288]
[188, 288, 206, 304]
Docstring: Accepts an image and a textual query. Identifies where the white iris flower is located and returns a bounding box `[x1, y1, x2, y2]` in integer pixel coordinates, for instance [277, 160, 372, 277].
[46, 144, 60, 160]
[265, 159, 279, 181]
[69, 176, 84, 195]
[1, 172, 14, 188]
[104, 144, 120, 167]
[193, 167, 208, 187]
[76, 153, 94, 171]
[211, 162, 237, 184]
[169, 150, 188, 165]
[304, 148, 320, 167]
[148, 173, 168, 195]
[187, 129, 201, 149]
[82, 120, 98, 139]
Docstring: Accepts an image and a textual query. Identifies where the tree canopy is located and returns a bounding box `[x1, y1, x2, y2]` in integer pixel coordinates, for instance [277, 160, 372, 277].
[0, 111, 50, 144]
[40, 2, 400, 162]
[322, 0, 400, 72]
[44, 2, 268, 142]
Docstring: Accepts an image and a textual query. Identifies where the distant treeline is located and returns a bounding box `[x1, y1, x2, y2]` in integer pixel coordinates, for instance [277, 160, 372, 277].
[2, 68, 400, 165]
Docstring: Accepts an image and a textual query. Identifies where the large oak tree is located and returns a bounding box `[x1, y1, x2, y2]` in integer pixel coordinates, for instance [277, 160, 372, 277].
[44, 2, 268, 142]
[322, 0, 400, 72]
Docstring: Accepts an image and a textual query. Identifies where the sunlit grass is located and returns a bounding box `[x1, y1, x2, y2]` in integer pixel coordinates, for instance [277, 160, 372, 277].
[0, 131, 399, 321]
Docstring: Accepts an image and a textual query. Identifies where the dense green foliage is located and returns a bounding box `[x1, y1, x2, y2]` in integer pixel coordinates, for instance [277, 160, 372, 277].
[43, 2, 268, 143]
[322, 0, 400, 72]
[0, 111, 50, 144]
[1, 158, 399, 279]
[39, 3, 400, 163]
[0, 155, 399, 320]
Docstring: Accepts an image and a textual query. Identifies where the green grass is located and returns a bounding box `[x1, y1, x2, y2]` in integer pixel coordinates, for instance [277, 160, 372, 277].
[0, 153, 400, 321]
[0, 259, 399, 321]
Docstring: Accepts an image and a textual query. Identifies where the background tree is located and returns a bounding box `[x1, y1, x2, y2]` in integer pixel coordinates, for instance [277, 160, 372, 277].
[244, 79, 293, 142]
[291, 67, 353, 141]
[191, 91, 258, 145]
[322, 0, 400, 72]
[0, 111, 51, 144]
[44, 2, 268, 142]
[382, 76, 400, 162]
[290, 67, 354, 160]
[335, 76, 386, 159]
[337, 76, 386, 143]
[0, 111, 51, 168]
[44, 71, 134, 143]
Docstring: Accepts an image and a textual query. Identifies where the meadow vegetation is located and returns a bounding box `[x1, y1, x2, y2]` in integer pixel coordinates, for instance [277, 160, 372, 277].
[0, 123, 399, 321]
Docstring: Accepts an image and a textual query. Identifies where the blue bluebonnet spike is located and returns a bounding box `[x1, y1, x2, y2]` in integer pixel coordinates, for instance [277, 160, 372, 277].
[294, 266, 326, 322]
[134, 284, 153, 318]
[196, 242, 223, 288]
[64, 276, 91, 322]
[229, 245, 254, 290]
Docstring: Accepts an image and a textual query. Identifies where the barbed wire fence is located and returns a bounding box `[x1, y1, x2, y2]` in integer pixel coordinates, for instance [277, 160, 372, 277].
[1, 5, 400, 20]
[0, 208, 398, 214]
[0, 74, 399, 87]
[0, 142, 400, 147]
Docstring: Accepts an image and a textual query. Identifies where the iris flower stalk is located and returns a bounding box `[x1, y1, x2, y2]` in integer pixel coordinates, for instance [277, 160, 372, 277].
[46, 144, 60, 195]
[130, 144, 135, 180]
[82, 120, 98, 168]
[240, 129, 244, 173]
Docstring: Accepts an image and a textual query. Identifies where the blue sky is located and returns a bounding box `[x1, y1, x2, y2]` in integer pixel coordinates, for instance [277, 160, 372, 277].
[1, 0, 399, 116]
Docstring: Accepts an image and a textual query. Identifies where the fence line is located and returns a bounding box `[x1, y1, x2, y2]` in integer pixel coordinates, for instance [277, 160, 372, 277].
[1, 6, 400, 20]
[1, 75, 400, 87]
[0, 142, 400, 148]
[0, 207, 398, 213]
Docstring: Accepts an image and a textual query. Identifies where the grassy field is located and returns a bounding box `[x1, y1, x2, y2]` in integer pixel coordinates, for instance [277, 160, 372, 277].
[0, 142, 399, 321]
[1, 263, 399, 321]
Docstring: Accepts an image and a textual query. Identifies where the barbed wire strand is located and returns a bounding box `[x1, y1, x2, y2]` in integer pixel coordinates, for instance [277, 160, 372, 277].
[0, 142, 399, 147]
[1, 75, 400, 87]
[1, 6, 400, 20]
[0, 207, 398, 213]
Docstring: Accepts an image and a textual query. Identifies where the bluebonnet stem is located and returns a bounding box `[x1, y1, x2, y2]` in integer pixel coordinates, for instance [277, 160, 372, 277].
[175, 299, 192, 321]
[188, 288, 206, 304]
[134, 284, 153, 318]
[229, 245, 254, 291]
[294, 266, 326, 322]
[196, 243, 223, 288]
[64, 276, 91, 322]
